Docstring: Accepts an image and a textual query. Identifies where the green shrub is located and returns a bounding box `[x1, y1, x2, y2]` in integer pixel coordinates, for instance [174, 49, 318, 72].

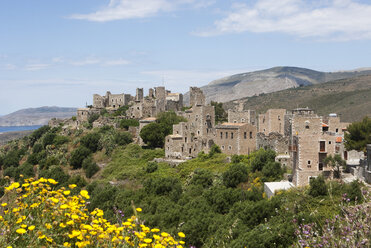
[32, 143, 43, 154]
[119, 119, 139, 129]
[2, 151, 20, 168]
[39, 166, 70, 187]
[308, 175, 327, 197]
[82, 156, 100, 178]
[140, 123, 166, 148]
[222, 164, 248, 188]
[88, 113, 100, 124]
[42, 133, 56, 147]
[189, 168, 213, 188]
[70, 146, 92, 169]
[80, 132, 101, 152]
[53, 135, 69, 146]
[209, 144, 221, 157]
[71, 116, 77, 121]
[29, 126, 50, 146]
[345, 180, 363, 202]
[40, 156, 60, 170]
[27, 153, 39, 165]
[145, 162, 158, 173]
[114, 132, 132, 146]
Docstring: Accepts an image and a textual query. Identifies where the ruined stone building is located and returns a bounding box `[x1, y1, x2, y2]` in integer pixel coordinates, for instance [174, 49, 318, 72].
[258, 109, 286, 135]
[127, 87, 183, 119]
[165, 87, 257, 159]
[93, 91, 131, 109]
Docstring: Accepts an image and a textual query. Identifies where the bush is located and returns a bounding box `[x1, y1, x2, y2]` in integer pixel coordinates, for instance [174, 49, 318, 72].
[40, 156, 60, 170]
[144, 177, 182, 200]
[345, 180, 363, 202]
[88, 113, 100, 124]
[140, 123, 166, 148]
[119, 119, 139, 129]
[39, 166, 70, 186]
[145, 162, 158, 173]
[262, 161, 284, 181]
[29, 125, 50, 146]
[209, 144, 221, 157]
[53, 135, 69, 146]
[82, 156, 100, 178]
[2, 151, 20, 168]
[189, 169, 213, 188]
[250, 149, 276, 172]
[80, 132, 101, 152]
[32, 143, 43, 154]
[222, 164, 248, 188]
[70, 146, 92, 169]
[308, 175, 327, 197]
[42, 133, 56, 148]
[115, 132, 133, 146]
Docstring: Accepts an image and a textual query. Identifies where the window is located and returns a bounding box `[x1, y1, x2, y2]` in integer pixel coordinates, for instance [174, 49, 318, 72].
[220, 132, 223, 139]
[231, 132, 234, 139]
[308, 160, 311, 164]
[185, 137, 187, 142]
[305, 125, 309, 129]
[336, 128, 339, 133]
[225, 132, 228, 139]
[228, 146, 232, 150]
[244, 132, 247, 139]
[329, 141, 332, 144]
[241, 118, 245, 123]
[249, 131, 253, 139]
[221, 146, 225, 150]
[278, 115, 280, 120]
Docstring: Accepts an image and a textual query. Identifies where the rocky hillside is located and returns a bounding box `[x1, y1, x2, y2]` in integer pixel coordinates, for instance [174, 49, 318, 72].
[0, 106, 77, 126]
[223, 75, 371, 122]
[184, 66, 371, 103]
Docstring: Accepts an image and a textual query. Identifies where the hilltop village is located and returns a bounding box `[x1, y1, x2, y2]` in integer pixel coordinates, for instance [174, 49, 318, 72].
[50, 86, 370, 188]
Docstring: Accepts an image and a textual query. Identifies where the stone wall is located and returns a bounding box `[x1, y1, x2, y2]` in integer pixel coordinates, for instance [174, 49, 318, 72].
[258, 109, 286, 135]
[228, 109, 256, 125]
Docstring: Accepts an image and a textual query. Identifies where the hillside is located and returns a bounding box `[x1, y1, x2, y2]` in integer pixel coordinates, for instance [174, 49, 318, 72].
[184, 66, 371, 104]
[223, 75, 371, 122]
[0, 106, 77, 126]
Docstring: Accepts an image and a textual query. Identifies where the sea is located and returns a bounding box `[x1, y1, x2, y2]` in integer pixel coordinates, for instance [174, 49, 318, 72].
[0, 125, 42, 134]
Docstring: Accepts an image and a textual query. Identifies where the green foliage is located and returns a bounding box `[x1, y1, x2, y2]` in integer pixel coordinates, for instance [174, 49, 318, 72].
[39, 166, 70, 187]
[53, 135, 69, 146]
[145, 162, 158, 173]
[42, 132, 57, 148]
[140, 123, 166, 148]
[71, 116, 77, 121]
[344, 116, 371, 151]
[113, 105, 129, 116]
[144, 177, 182, 200]
[189, 168, 213, 188]
[211, 101, 227, 123]
[139, 112, 186, 148]
[309, 175, 327, 197]
[324, 154, 346, 178]
[80, 132, 101, 152]
[40, 156, 60, 170]
[2, 150, 21, 168]
[344, 180, 363, 202]
[119, 119, 139, 129]
[82, 156, 100, 178]
[29, 125, 50, 146]
[250, 148, 276, 172]
[32, 143, 43, 154]
[70, 146, 92, 169]
[88, 113, 100, 124]
[209, 144, 221, 157]
[262, 161, 284, 181]
[3, 163, 34, 181]
[114, 132, 132, 146]
[222, 163, 248, 188]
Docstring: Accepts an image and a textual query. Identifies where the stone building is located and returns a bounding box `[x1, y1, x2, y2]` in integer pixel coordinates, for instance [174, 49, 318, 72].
[214, 123, 257, 155]
[228, 109, 256, 125]
[258, 109, 287, 135]
[76, 108, 100, 125]
[189, 87, 206, 107]
[289, 108, 348, 186]
[93, 91, 131, 109]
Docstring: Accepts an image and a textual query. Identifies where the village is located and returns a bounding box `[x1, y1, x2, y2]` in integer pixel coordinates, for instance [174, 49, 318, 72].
[49, 86, 371, 193]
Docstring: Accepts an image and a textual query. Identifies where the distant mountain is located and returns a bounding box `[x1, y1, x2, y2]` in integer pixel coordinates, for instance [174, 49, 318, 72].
[0, 106, 77, 126]
[223, 75, 371, 122]
[184, 66, 371, 103]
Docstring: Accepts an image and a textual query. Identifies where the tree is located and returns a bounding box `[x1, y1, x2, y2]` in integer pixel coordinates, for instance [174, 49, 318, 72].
[114, 132, 132, 146]
[80, 132, 101, 152]
[324, 154, 346, 178]
[140, 123, 166, 148]
[189, 168, 213, 188]
[119, 119, 139, 129]
[82, 157, 100, 178]
[211, 101, 227, 123]
[308, 175, 327, 197]
[250, 149, 276, 172]
[156, 111, 187, 135]
[344, 116, 371, 151]
[262, 161, 284, 181]
[42, 133, 56, 148]
[70, 146, 92, 169]
[222, 164, 249, 188]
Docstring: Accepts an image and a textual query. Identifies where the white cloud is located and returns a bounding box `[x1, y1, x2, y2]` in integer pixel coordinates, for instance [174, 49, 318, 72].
[104, 58, 131, 66]
[196, 0, 371, 41]
[25, 63, 50, 71]
[70, 58, 100, 66]
[69, 0, 213, 22]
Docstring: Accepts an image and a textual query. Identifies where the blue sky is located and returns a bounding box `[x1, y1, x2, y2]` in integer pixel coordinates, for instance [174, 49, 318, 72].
[1, 0, 371, 115]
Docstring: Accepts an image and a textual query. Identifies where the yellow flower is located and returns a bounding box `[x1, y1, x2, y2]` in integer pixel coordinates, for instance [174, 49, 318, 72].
[48, 179, 58, 184]
[63, 242, 71, 247]
[144, 238, 152, 243]
[151, 228, 160, 232]
[28, 225, 35, 231]
[80, 190, 90, 199]
[136, 207, 142, 212]
[63, 190, 71, 195]
[1, 203, 7, 207]
[16, 228, 27, 234]
[178, 232, 186, 238]
[69, 184, 77, 189]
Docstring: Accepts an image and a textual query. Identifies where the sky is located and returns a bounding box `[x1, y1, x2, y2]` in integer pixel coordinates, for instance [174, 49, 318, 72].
[1, 0, 371, 115]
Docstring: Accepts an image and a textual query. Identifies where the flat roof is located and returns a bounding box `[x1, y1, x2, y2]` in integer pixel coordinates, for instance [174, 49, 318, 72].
[140, 117, 157, 122]
[264, 181, 294, 192]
